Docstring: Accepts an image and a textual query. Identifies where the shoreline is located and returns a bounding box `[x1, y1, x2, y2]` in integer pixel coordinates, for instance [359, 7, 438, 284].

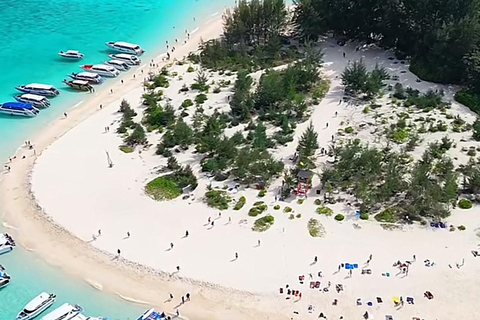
[0, 13, 287, 320]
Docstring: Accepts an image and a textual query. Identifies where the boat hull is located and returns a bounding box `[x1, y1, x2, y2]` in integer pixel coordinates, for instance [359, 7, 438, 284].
[68, 74, 103, 84]
[80, 68, 118, 77]
[16, 295, 56, 320]
[15, 88, 59, 97]
[14, 96, 50, 108]
[0, 245, 15, 254]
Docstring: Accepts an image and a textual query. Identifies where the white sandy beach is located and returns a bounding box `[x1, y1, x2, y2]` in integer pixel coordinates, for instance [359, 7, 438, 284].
[2, 15, 480, 320]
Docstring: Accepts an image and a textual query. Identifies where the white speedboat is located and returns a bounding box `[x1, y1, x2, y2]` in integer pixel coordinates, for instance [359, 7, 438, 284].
[80, 65, 119, 77]
[104, 59, 130, 71]
[40, 303, 82, 320]
[108, 53, 141, 65]
[15, 84, 60, 97]
[0, 264, 11, 289]
[136, 309, 165, 320]
[15, 94, 50, 108]
[0, 102, 39, 117]
[68, 72, 103, 84]
[105, 41, 144, 55]
[58, 50, 84, 59]
[63, 79, 93, 91]
[16, 292, 57, 320]
[0, 233, 16, 254]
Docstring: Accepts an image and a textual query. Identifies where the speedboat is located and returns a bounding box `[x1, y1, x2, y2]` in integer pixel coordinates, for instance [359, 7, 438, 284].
[105, 41, 144, 55]
[0, 102, 39, 117]
[80, 65, 119, 77]
[0, 233, 16, 254]
[16, 292, 57, 320]
[58, 50, 84, 59]
[15, 94, 50, 108]
[63, 79, 93, 91]
[104, 59, 130, 71]
[40, 303, 82, 320]
[68, 72, 103, 84]
[136, 308, 165, 320]
[0, 265, 11, 289]
[15, 84, 60, 97]
[108, 53, 141, 65]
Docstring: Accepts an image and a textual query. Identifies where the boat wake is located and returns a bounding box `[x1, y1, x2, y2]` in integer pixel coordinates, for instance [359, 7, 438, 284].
[85, 278, 103, 290]
[2, 222, 18, 231]
[115, 292, 150, 305]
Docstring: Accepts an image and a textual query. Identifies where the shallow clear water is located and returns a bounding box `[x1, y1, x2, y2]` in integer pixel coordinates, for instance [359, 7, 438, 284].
[0, 0, 231, 318]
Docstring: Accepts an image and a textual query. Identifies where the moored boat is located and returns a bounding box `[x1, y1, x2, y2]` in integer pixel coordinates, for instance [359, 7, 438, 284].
[0, 233, 16, 254]
[104, 59, 130, 71]
[136, 308, 165, 320]
[68, 72, 103, 84]
[105, 41, 144, 55]
[63, 79, 93, 92]
[16, 292, 57, 320]
[108, 53, 141, 65]
[40, 303, 82, 320]
[0, 102, 39, 117]
[15, 84, 59, 97]
[0, 264, 11, 289]
[80, 65, 119, 77]
[15, 94, 50, 108]
[58, 50, 84, 59]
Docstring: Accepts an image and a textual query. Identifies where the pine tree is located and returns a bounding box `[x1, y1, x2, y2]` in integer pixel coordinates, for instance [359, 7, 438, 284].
[296, 122, 319, 168]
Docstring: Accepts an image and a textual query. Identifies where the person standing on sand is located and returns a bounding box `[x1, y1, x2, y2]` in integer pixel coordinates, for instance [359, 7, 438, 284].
[98, 229, 102, 236]
[169, 293, 174, 300]
[185, 230, 189, 237]
[127, 231, 130, 238]
[186, 292, 190, 301]
[314, 256, 318, 263]
[117, 249, 121, 255]
[170, 242, 174, 249]
[235, 252, 238, 259]
[181, 296, 185, 304]
[64, 112, 67, 118]
[176, 309, 179, 317]
[258, 239, 261, 246]
[211, 221, 214, 227]
[208, 217, 211, 224]
[228, 217, 231, 223]
[176, 266, 180, 271]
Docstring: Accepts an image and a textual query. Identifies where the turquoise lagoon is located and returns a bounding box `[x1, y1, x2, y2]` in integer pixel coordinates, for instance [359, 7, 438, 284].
[0, 0, 232, 318]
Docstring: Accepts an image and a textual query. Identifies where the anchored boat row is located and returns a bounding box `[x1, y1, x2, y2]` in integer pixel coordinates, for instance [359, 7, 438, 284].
[1, 41, 145, 117]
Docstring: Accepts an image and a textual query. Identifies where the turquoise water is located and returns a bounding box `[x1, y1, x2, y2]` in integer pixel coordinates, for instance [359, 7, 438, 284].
[0, 0, 232, 318]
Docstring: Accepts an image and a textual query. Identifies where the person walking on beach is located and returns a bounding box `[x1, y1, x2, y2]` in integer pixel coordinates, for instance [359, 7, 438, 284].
[258, 239, 261, 247]
[181, 296, 185, 304]
[314, 256, 318, 263]
[98, 229, 102, 236]
[127, 231, 130, 238]
[185, 230, 189, 237]
[176, 309, 179, 317]
[186, 293, 190, 301]
[208, 217, 211, 224]
[218, 212, 221, 218]
[176, 266, 180, 271]
[211, 221, 214, 227]
[170, 242, 174, 249]
[64, 112, 67, 118]
[169, 293, 174, 300]
[228, 217, 231, 223]
[117, 249, 121, 255]
[235, 252, 238, 259]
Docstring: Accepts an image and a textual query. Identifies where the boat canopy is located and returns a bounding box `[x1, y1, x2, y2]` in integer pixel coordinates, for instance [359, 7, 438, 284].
[72, 80, 89, 85]
[25, 292, 50, 312]
[1, 102, 34, 110]
[77, 72, 99, 78]
[25, 83, 54, 90]
[115, 53, 137, 59]
[65, 50, 80, 54]
[114, 41, 140, 49]
[21, 94, 47, 101]
[40, 303, 78, 320]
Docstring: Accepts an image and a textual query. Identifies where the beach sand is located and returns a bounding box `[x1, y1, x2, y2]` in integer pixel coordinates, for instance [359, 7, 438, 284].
[2, 19, 480, 320]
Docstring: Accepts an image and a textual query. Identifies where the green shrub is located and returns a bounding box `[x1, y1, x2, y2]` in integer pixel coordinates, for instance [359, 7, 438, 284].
[234, 196, 246, 210]
[334, 214, 345, 221]
[312, 80, 330, 99]
[187, 66, 195, 73]
[308, 218, 322, 237]
[146, 176, 181, 201]
[205, 190, 231, 210]
[345, 126, 354, 134]
[455, 89, 480, 114]
[258, 189, 266, 197]
[252, 215, 274, 232]
[195, 93, 208, 104]
[458, 225, 466, 231]
[359, 212, 369, 220]
[375, 208, 397, 223]
[316, 206, 333, 216]
[288, 214, 295, 220]
[296, 213, 302, 218]
[249, 201, 267, 216]
[284, 206, 292, 213]
[314, 199, 322, 205]
[213, 86, 221, 93]
[274, 205, 280, 210]
[458, 199, 473, 209]
[297, 199, 304, 204]
[119, 145, 134, 153]
[181, 99, 194, 108]
[249, 207, 261, 217]
[363, 106, 370, 114]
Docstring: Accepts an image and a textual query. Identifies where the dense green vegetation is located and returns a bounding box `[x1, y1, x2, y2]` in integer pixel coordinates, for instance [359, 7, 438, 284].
[322, 139, 459, 221]
[146, 165, 198, 201]
[205, 190, 231, 210]
[252, 215, 275, 232]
